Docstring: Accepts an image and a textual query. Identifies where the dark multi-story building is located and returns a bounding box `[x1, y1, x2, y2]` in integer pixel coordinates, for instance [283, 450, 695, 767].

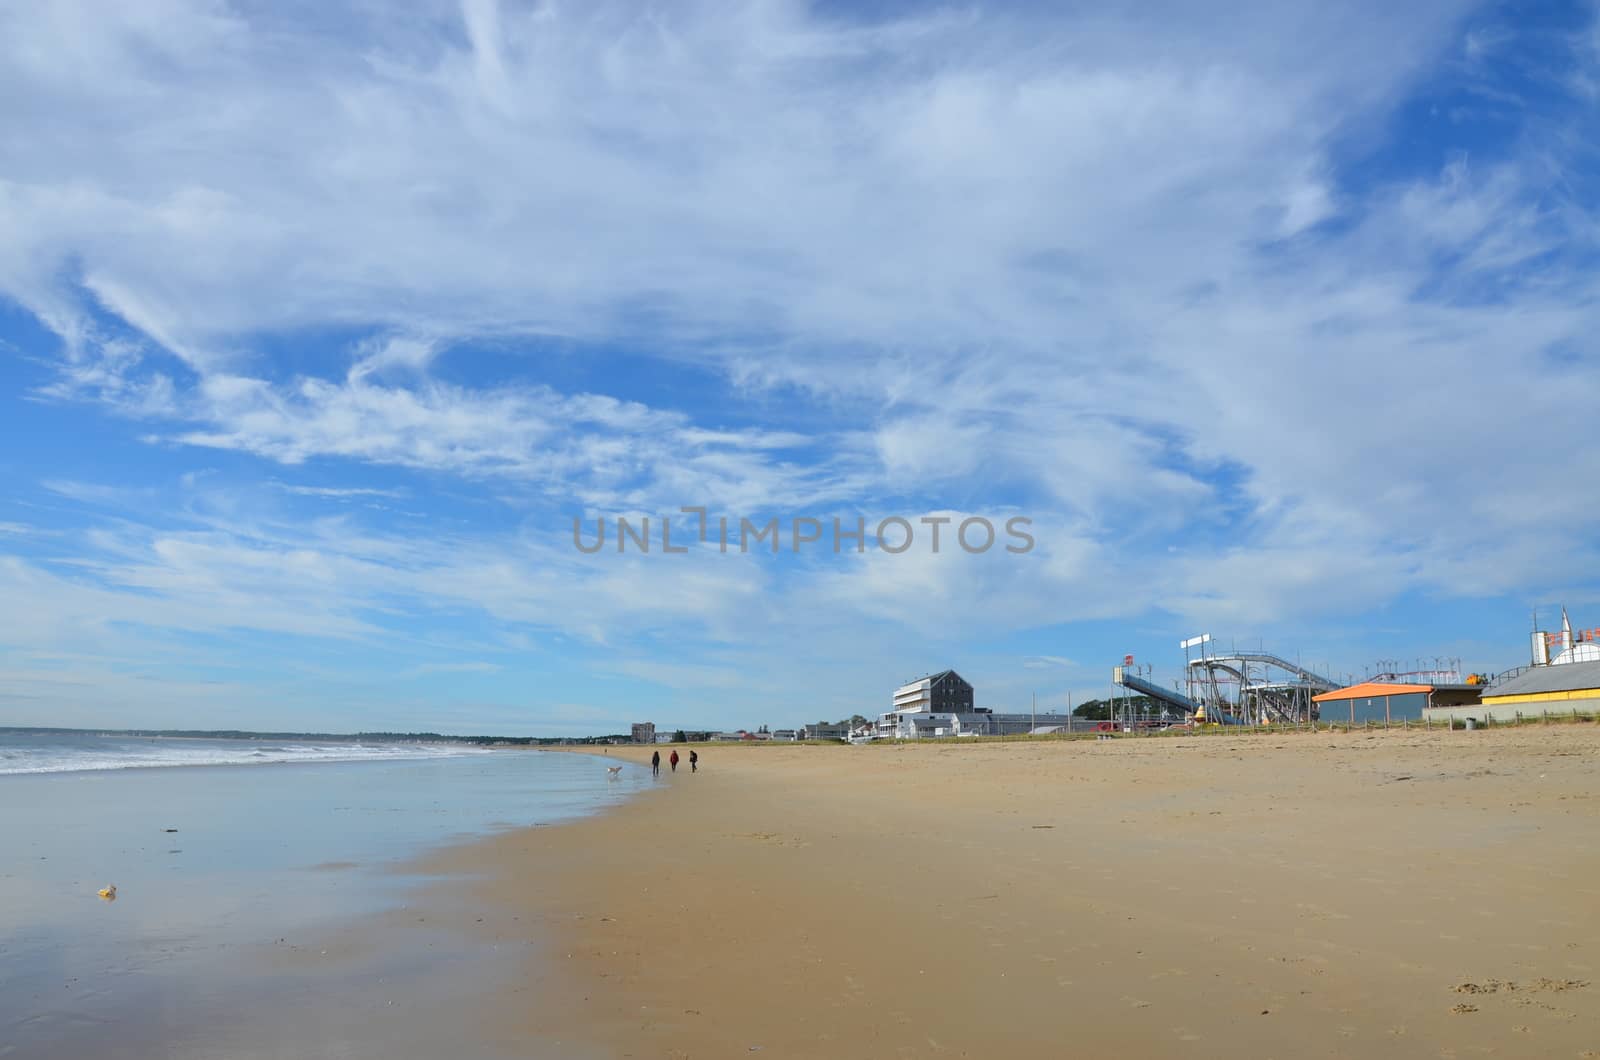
[892, 670, 974, 714]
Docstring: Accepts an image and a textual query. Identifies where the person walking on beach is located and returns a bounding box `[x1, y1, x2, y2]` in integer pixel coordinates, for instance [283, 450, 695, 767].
[651, 750, 660, 777]
[689, 750, 698, 773]
[669, 749, 680, 773]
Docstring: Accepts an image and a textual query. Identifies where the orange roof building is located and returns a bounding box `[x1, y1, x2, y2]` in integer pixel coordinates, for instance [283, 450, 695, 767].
[1313, 681, 1481, 724]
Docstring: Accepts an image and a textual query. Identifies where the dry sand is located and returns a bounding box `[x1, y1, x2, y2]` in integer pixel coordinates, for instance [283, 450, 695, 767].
[421, 726, 1600, 1058]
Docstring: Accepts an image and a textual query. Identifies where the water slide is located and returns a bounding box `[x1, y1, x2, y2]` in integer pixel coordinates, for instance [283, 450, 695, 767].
[1112, 666, 1214, 718]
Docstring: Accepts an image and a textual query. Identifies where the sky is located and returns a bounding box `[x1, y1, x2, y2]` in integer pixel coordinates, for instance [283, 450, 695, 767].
[3, 0, 1599, 736]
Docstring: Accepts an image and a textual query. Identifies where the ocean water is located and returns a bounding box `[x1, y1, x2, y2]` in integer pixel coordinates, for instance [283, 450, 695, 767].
[0, 729, 493, 775]
[0, 733, 645, 1058]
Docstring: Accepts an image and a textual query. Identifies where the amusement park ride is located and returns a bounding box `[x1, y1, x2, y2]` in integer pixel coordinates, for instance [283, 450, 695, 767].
[1113, 634, 1340, 726]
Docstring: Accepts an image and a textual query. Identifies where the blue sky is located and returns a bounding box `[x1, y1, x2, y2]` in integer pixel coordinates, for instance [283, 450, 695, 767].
[3, 0, 1598, 735]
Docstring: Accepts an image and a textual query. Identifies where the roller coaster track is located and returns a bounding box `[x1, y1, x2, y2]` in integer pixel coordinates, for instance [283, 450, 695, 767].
[1187, 652, 1339, 692]
[1182, 652, 1336, 723]
[1187, 659, 1289, 722]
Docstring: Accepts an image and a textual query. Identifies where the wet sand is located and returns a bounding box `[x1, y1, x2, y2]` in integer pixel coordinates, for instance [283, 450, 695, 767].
[0, 750, 644, 1060]
[414, 725, 1600, 1058]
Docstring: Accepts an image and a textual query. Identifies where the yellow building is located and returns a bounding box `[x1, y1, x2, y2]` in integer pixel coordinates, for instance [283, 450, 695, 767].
[1480, 659, 1600, 711]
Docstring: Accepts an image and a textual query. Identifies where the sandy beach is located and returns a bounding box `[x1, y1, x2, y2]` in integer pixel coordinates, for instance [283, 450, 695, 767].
[410, 726, 1600, 1059]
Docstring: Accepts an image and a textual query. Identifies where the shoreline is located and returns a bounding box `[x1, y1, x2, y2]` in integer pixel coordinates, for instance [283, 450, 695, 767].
[407, 727, 1599, 1058]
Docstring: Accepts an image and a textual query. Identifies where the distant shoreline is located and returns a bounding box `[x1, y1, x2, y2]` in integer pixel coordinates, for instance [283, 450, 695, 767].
[0, 724, 625, 747]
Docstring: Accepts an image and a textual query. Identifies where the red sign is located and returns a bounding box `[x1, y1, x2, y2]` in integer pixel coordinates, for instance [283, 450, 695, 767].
[1123, 654, 1135, 666]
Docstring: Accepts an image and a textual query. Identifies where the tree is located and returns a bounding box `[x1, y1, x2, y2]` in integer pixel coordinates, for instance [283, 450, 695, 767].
[672, 729, 688, 743]
[1073, 694, 1158, 721]
[1072, 698, 1113, 720]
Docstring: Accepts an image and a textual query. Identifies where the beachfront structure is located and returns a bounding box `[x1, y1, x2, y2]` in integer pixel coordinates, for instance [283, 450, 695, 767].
[1428, 659, 1600, 724]
[879, 669, 1078, 738]
[879, 669, 973, 739]
[1424, 608, 1600, 723]
[892, 670, 974, 715]
[1475, 659, 1600, 714]
[631, 722, 656, 744]
[1526, 607, 1600, 668]
[1114, 646, 1340, 724]
[875, 708, 1077, 739]
[1312, 681, 1481, 725]
[1184, 650, 1337, 724]
[1479, 607, 1600, 720]
[802, 722, 850, 741]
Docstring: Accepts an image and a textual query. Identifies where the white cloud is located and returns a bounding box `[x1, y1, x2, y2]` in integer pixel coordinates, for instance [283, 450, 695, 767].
[2, 0, 1598, 662]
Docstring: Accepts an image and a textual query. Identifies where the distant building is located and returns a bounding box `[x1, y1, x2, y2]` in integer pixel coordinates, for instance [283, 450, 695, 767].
[1477, 659, 1600, 716]
[879, 670, 973, 738]
[1428, 608, 1600, 723]
[631, 722, 656, 744]
[876, 706, 1074, 739]
[1314, 681, 1480, 725]
[892, 670, 974, 714]
[802, 722, 850, 741]
[974, 711, 1076, 736]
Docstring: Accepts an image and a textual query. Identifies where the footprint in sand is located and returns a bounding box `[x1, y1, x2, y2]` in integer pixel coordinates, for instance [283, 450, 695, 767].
[1528, 977, 1588, 992]
[1454, 979, 1515, 995]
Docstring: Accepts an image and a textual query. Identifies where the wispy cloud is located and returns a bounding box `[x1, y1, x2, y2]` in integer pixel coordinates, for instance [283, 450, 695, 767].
[278, 485, 409, 500]
[399, 660, 503, 678]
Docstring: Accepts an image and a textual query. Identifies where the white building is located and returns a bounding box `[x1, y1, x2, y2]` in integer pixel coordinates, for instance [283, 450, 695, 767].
[878, 670, 973, 736]
[878, 670, 1077, 739]
[877, 707, 1077, 739]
